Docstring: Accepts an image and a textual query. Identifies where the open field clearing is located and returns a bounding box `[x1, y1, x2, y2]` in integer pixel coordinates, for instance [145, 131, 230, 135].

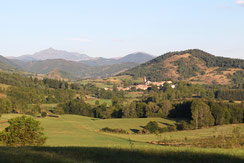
[1, 114, 244, 146]
[0, 83, 10, 89]
[79, 75, 144, 89]
[0, 114, 174, 147]
[86, 98, 112, 106]
[1, 114, 244, 162]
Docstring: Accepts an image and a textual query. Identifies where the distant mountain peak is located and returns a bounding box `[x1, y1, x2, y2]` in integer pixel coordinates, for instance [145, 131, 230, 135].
[130, 52, 152, 55]
[10, 48, 91, 62]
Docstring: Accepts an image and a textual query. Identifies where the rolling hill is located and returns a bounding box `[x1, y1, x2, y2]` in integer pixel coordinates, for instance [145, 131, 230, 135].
[118, 52, 155, 64]
[122, 49, 244, 85]
[0, 55, 21, 71]
[80, 52, 154, 66]
[12, 59, 138, 79]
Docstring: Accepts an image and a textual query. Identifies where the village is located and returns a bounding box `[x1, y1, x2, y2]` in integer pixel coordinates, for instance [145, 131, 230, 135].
[105, 77, 176, 91]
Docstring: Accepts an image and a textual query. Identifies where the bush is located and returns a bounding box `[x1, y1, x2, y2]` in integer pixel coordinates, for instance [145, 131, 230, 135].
[138, 128, 150, 134]
[41, 112, 47, 118]
[145, 121, 159, 133]
[0, 116, 47, 146]
[144, 121, 177, 134]
[193, 127, 244, 148]
[176, 120, 193, 130]
[54, 106, 64, 115]
[100, 127, 128, 134]
[158, 125, 177, 133]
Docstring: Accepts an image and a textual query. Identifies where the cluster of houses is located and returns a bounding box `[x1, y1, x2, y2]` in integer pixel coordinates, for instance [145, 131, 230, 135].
[114, 77, 176, 91]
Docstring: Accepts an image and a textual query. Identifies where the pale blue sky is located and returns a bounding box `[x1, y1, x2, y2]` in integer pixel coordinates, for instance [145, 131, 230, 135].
[0, 0, 244, 59]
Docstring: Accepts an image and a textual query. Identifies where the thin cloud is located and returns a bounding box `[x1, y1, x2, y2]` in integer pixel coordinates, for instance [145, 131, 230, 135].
[66, 38, 92, 42]
[112, 39, 124, 43]
[236, 0, 244, 6]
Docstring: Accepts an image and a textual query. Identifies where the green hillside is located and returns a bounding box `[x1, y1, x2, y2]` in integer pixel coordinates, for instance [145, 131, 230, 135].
[0, 55, 20, 71]
[122, 49, 244, 85]
[13, 59, 138, 79]
[80, 52, 154, 66]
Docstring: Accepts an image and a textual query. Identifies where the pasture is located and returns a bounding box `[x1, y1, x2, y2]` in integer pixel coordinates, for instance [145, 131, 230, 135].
[0, 114, 244, 162]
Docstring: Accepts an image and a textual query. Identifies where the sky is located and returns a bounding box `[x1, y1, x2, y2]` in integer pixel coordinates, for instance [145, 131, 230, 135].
[0, 0, 244, 59]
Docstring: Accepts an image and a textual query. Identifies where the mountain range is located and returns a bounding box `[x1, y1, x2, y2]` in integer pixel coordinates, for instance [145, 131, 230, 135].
[80, 52, 154, 66]
[1, 48, 243, 85]
[8, 48, 91, 61]
[2, 48, 155, 79]
[8, 48, 154, 64]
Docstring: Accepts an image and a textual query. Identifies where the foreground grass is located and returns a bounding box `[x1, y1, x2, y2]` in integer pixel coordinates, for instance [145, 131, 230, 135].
[0, 146, 244, 163]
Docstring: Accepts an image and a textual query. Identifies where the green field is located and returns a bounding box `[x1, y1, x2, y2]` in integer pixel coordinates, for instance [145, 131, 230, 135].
[86, 99, 112, 106]
[79, 79, 114, 89]
[0, 83, 10, 89]
[0, 114, 175, 147]
[0, 114, 244, 162]
[79, 75, 144, 89]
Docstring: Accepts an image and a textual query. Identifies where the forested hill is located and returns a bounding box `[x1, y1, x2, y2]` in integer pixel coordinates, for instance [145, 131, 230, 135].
[122, 49, 244, 85]
[0, 55, 21, 71]
[79, 52, 154, 66]
[11, 59, 138, 79]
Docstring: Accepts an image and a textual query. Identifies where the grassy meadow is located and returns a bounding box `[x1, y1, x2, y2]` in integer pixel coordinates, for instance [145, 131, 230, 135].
[0, 114, 244, 162]
[86, 99, 112, 106]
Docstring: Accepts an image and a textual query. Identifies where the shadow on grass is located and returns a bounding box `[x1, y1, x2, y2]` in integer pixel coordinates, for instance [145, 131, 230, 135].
[0, 146, 243, 163]
[159, 122, 174, 126]
[130, 129, 140, 133]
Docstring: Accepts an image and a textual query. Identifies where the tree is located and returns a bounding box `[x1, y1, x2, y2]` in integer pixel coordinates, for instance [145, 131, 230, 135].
[41, 112, 47, 118]
[191, 100, 214, 129]
[0, 98, 12, 113]
[0, 116, 47, 146]
[112, 96, 120, 106]
[158, 100, 173, 118]
[136, 102, 147, 118]
[95, 100, 100, 106]
[145, 102, 159, 117]
[209, 101, 231, 125]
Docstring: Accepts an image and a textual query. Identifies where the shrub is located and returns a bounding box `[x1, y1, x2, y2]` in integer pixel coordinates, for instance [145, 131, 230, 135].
[158, 125, 177, 133]
[193, 127, 244, 148]
[0, 116, 47, 146]
[54, 106, 64, 115]
[41, 112, 47, 118]
[145, 121, 177, 134]
[176, 120, 193, 130]
[145, 121, 159, 133]
[138, 128, 150, 134]
[100, 127, 128, 134]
